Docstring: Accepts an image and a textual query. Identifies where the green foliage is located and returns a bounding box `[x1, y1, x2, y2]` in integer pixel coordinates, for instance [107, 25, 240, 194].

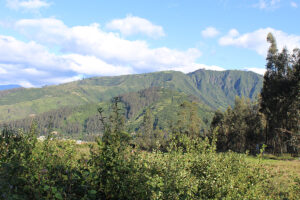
[173, 101, 202, 138]
[0, 124, 37, 199]
[88, 98, 135, 199]
[135, 108, 155, 151]
[0, 121, 96, 199]
[211, 96, 264, 154]
[1, 101, 289, 199]
[3, 88, 214, 141]
[260, 33, 300, 154]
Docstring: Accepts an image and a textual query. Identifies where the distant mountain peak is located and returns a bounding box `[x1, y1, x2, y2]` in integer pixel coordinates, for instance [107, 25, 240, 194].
[0, 84, 21, 91]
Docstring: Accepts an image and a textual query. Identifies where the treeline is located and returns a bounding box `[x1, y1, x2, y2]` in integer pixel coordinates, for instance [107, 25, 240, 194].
[0, 105, 101, 140]
[1, 98, 299, 199]
[211, 97, 264, 154]
[211, 33, 300, 155]
[260, 33, 300, 154]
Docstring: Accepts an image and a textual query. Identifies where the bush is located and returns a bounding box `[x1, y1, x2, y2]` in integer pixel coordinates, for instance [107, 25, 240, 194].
[0, 120, 288, 199]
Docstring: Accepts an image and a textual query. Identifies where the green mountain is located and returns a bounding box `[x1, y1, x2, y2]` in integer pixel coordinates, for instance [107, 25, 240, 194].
[0, 69, 263, 136]
[0, 69, 262, 122]
[187, 69, 263, 109]
[3, 88, 214, 139]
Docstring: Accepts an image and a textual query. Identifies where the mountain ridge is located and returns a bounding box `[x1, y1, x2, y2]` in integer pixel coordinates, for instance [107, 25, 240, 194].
[0, 69, 263, 123]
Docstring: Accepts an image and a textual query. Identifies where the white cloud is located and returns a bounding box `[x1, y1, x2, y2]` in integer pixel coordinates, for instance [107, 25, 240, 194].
[6, 0, 50, 11]
[43, 75, 83, 86]
[228, 29, 239, 37]
[0, 35, 132, 87]
[291, 1, 298, 8]
[244, 67, 266, 75]
[105, 15, 165, 38]
[0, 66, 8, 74]
[219, 27, 300, 56]
[168, 63, 225, 73]
[15, 18, 201, 72]
[254, 0, 281, 10]
[0, 35, 66, 70]
[62, 54, 134, 76]
[0, 36, 67, 86]
[16, 18, 69, 45]
[18, 81, 35, 88]
[22, 67, 48, 76]
[0, 17, 227, 87]
[201, 27, 220, 38]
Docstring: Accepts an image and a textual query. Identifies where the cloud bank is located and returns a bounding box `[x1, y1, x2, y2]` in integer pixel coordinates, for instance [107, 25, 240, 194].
[219, 27, 300, 56]
[106, 15, 165, 38]
[0, 17, 224, 87]
[6, 0, 50, 11]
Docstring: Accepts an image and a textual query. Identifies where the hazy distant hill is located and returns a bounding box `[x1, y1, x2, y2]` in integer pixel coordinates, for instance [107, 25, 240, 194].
[0, 69, 263, 124]
[0, 85, 21, 91]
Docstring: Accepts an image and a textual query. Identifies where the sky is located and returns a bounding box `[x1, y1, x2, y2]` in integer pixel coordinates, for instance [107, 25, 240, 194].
[0, 0, 299, 87]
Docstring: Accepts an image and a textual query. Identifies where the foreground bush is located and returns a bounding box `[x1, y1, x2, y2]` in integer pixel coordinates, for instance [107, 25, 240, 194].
[3, 127, 296, 199]
[0, 125, 91, 199]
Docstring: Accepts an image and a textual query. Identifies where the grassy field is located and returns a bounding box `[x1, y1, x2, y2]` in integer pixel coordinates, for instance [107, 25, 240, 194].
[247, 155, 300, 198]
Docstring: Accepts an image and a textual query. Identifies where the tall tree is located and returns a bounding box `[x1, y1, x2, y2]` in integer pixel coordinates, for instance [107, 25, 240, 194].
[137, 108, 154, 150]
[211, 97, 264, 153]
[98, 97, 130, 147]
[142, 108, 154, 138]
[175, 101, 202, 139]
[260, 33, 300, 154]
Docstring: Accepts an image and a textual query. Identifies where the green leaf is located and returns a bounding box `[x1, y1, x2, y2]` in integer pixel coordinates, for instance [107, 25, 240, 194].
[89, 190, 97, 195]
[55, 192, 63, 200]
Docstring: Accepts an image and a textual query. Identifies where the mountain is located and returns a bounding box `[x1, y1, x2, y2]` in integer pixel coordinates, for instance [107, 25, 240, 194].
[3, 87, 214, 139]
[187, 69, 263, 109]
[0, 69, 263, 126]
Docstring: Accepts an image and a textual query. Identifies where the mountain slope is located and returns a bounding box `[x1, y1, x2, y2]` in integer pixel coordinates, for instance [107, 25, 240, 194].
[188, 69, 263, 109]
[2, 88, 214, 139]
[0, 69, 263, 122]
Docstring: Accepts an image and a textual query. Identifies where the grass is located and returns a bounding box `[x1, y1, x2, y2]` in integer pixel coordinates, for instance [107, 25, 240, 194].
[246, 155, 300, 198]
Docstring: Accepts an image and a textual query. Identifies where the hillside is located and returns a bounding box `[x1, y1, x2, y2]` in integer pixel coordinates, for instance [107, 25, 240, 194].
[2, 88, 214, 139]
[188, 69, 263, 109]
[0, 69, 263, 124]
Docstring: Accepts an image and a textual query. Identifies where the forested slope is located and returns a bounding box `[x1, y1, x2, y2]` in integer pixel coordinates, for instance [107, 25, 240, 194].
[2, 88, 214, 138]
[0, 69, 263, 123]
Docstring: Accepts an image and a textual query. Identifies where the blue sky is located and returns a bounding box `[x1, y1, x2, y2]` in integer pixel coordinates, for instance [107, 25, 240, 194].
[0, 0, 299, 87]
